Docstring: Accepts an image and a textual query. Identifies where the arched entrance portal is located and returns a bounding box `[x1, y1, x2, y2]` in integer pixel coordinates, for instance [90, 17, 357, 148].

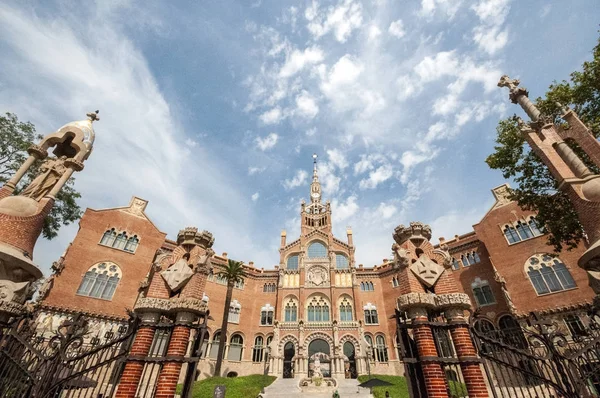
[308, 339, 331, 377]
[283, 342, 295, 378]
[343, 341, 357, 379]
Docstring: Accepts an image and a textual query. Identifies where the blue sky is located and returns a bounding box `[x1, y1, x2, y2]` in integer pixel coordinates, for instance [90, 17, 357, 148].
[0, 0, 598, 274]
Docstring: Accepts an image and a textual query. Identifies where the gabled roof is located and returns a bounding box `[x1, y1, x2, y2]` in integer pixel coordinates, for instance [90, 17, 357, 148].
[90, 196, 165, 235]
[477, 183, 515, 223]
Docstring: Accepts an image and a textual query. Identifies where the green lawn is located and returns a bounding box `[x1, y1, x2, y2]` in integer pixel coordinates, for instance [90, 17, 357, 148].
[182, 374, 276, 398]
[357, 374, 410, 398]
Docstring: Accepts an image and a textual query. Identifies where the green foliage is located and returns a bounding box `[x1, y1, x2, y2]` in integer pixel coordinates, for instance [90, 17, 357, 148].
[216, 259, 246, 285]
[357, 375, 410, 398]
[0, 112, 83, 239]
[182, 374, 276, 398]
[486, 33, 600, 251]
[448, 380, 468, 397]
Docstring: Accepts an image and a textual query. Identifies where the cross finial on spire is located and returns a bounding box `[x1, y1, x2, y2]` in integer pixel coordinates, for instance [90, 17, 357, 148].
[313, 153, 318, 181]
[497, 75, 520, 91]
[86, 110, 100, 122]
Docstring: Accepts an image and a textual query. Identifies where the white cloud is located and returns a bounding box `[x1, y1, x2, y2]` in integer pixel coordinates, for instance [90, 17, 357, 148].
[306, 0, 363, 43]
[473, 25, 508, 55]
[332, 195, 359, 222]
[418, 0, 463, 19]
[368, 25, 382, 40]
[359, 164, 393, 189]
[376, 202, 397, 219]
[259, 107, 283, 124]
[295, 91, 319, 118]
[283, 169, 308, 190]
[0, 3, 281, 270]
[327, 148, 348, 170]
[279, 46, 324, 78]
[388, 20, 405, 38]
[471, 0, 511, 54]
[251, 192, 260, 201]
[255, 133, 279, 151]
[306, 127, 317, 136]
[248, 166, 266, 175]
[185, 138, 199, 147]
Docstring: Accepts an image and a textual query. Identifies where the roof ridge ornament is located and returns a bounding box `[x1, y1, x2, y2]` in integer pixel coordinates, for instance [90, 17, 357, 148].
[86, 110, 100, 123]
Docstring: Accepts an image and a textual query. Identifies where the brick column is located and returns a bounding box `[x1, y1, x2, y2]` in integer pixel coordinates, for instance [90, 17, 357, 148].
[154, 312, 194, 398]
[411, 308, 449, 398]
[446, 308, 489, 398]
[115, 313, 159, 398]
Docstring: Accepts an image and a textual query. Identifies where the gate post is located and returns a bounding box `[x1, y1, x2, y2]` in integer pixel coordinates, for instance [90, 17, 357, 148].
[115, 312, 159, 398]
[445, 305, 489, 398]
[399, 295, 449, 398]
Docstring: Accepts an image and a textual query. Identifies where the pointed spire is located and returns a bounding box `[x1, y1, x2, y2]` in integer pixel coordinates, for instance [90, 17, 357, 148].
[497, 75, 541, 122]
[313, 153, 318, 182]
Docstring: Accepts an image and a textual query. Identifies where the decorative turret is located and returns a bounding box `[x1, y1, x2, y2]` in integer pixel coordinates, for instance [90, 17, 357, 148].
[499, 75, 600, 297]
[0, 111, 99, 321]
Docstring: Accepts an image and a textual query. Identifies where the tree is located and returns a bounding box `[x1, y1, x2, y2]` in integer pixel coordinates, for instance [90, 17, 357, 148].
[213, 258, 246, 376]
[0, 112, 83, 239]
[486, 33, 600, 251]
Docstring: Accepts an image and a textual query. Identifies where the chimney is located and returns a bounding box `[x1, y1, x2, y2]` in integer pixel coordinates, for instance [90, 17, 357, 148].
[346, 227, 353, 246]
[281, 230, 287, 247]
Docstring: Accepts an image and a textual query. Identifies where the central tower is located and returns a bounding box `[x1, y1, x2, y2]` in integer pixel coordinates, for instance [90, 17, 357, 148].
[301, 154, 332, 236]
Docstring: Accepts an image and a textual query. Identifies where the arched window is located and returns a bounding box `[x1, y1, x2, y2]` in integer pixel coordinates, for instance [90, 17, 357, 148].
[375, 335, 388, 362]
[235, 279, 244, 289]
[265, 335, 273, 362]
[287, 255, 299, 270]
[209, 332, 221, 358]
[461, 254, 470, 267]
[228, 300, 241, 324]
[252, 336, 264, 362]
[339, 297, 353, 321]
[124, 235, 139, 253]
[364, 334, 375, 360]
[526, 254, 576, 295]
[336, 254, 349, 269]
[113, 232, 128, 250]
[473, 251, 481, 263]
[503, 225, 521, 244]
[200, 331, 210, 358]
[228, 334, 243, 361]
[307, 295, 330, 322]
[471, 278, 495, 306]
[498, 315, 527, 348]
[76, 262, 121, 300]
[391, 276, 399, 287]
[307, 241, 327, 258]
[528, 217, 543, 236]
[284, 299, 298, 322]
[263, 283, 276, 293]
[100, 228, 117, 246]
[451, 258, 460, 270]
[474, 319, 495, 335]
[516, 221, 534, 239]
[363, 303, 378, 324]
[261, 304, 274, 325]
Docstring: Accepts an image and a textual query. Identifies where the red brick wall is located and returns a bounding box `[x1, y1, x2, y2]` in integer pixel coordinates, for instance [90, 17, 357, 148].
[43, 207, 167, 318]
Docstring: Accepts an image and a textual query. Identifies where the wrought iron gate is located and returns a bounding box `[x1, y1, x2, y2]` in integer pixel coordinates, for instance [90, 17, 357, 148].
[0, 310, 138, 398]
[470, 308, 600, 398]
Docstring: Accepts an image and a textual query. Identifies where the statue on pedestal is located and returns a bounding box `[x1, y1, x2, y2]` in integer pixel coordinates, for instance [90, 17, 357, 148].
[20, 156, 68, 201]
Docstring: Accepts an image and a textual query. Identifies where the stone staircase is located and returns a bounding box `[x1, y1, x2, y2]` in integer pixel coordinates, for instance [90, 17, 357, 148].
[260, 377, 372, 398]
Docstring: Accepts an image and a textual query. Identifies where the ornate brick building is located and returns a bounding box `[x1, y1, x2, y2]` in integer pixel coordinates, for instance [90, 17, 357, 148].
[38, 157, 596, 382]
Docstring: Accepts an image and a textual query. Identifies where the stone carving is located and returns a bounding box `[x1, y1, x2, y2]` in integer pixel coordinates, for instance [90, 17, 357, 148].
[123, 197, 148, 217]
[0, 279, 29, 302]
[134, 296, 208, 315]
[410, 254, 445, 287]
[20, 156, 68, 201]
[307, 265, 329, 287]
[161, 253, 193, 292]
[397, 292, 436, 310]
[493, 266, 517, 312]
[435, 293, 471, 309]
[492, 184, 513, 209]
[391, 243, 409, 269]
[393, 222, 432, 245]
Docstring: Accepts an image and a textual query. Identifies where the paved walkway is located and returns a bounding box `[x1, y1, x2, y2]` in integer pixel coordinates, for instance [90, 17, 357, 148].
[260, 377, 373, 398]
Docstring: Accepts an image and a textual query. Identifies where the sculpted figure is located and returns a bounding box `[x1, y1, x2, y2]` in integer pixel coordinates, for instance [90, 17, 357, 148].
[21, 156, 68, 200]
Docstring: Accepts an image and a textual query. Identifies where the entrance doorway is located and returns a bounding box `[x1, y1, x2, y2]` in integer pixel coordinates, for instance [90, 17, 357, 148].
[343, 341, 357, 379]
[308, 339, 331, 377]
[283, 342, 295, 378]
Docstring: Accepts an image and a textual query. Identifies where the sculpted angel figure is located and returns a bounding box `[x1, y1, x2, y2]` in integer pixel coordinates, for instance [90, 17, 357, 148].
[21, 156, 68, 201]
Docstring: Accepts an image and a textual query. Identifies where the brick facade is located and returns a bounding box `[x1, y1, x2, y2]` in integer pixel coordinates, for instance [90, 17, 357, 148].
[39, 172, 596, 387]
